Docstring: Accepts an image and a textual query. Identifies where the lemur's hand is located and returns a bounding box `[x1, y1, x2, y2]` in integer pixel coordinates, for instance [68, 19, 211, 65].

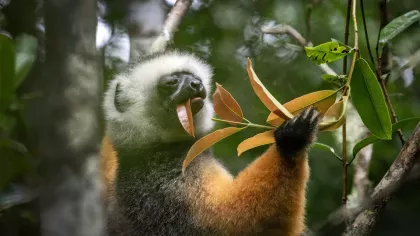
[274, 107, 321, 160]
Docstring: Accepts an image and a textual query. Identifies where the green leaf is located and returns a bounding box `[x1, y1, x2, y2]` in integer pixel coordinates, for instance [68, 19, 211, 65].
[352, 117, 420, 158]
[305, 41, 353, 65]
[351, 58, 392, 140]
[313, 142, 342, 161]
[322, 74, 347, 85]
[379, 10, 420, 48]
[0, 139, 29, 155]
[15, 35, 37, 89]
[352, 136, 378, 160]
[0, 34, 16, 109]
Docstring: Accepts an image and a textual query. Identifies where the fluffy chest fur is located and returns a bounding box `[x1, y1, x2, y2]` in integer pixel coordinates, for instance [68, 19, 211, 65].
[106, 142, 213, 236]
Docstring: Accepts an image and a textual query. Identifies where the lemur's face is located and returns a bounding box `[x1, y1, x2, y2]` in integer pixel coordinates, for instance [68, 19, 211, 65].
[157, 71, 207, 115]
[104, 52, 214, 145]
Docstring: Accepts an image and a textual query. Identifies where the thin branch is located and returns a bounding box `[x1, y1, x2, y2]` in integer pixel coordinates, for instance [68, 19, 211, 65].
[261, 24, 307, 46]
[342, 0, 352, 75]
[150, 0, 192, 53]
[305, 4, 313, 39]
[340, 0, 358, 218]
[344, 123, 420, 236]
[378, 72, 406, 145]
[375, 0, 406, 145]
[359, 0, 375, 65]
[261, 24, 337, 76]
[211, 118, 273, 130]
[342, 121, 348, 206]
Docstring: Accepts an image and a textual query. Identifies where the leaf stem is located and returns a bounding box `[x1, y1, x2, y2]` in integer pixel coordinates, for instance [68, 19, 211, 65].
[211, 118, 274, 130]
[346, 153, 357, 167]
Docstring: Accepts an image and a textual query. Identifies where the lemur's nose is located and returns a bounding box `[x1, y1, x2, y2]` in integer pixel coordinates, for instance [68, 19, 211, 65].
[190, 78, 202, 91]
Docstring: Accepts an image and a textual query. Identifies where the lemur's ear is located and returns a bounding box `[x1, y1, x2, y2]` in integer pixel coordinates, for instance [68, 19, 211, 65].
[114, 83, 130, 113]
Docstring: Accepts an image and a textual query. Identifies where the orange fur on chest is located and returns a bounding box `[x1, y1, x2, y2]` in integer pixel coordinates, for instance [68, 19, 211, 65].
[188, 145, 309, 236]
[101, 137, 309, 236]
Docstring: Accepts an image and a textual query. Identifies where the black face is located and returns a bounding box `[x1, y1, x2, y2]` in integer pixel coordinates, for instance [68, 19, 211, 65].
[158, 72, 207, 115]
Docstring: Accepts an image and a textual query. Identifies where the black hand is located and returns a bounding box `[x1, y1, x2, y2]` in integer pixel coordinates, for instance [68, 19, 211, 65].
[274, 107, 321, 160]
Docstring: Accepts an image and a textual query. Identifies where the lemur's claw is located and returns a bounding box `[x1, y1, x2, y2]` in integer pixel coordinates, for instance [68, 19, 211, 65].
[274, 107, 321, 160]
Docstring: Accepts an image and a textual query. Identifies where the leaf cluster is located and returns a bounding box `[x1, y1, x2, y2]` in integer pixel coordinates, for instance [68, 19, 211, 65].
[0, 34, 37, 193]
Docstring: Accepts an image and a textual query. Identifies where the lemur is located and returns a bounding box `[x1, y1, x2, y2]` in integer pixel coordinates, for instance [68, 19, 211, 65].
[101, 51, 321, 236]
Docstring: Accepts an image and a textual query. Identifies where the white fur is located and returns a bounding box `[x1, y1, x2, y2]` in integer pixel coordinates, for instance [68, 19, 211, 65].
[103, 52, 215, 146]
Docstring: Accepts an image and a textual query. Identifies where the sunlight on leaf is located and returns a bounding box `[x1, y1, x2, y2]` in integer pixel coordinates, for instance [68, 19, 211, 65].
[351, 58, 392, 140]
[246, 58, 293, 120]
[213, 83, 243, 123]
[15, 35, 37, 89]
[183, 127, 245, 174]
[379, 10, 420, 49]
[304, 41, 353, 65]
[267, 90, 337, 126]
[237, 130, 275, 156]
[313, 142, 342, 161]
[319, 96, 348, 131]
[177, 99, 195, 137]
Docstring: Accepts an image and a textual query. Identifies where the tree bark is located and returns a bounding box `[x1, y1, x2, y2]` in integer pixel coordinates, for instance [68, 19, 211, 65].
[23, 0, 104, 235]
[344, 123, 420, 236]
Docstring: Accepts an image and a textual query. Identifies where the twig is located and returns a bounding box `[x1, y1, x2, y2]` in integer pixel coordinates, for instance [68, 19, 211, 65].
[340, 0, 356, 221]
[150, 0, 192, 53]
[261, 24, 337, 76]
[360, 0, 375, 65]
[342, 0, 352, 75]
[211, 118, 273, 130]
[344, 123, 420, 236]
[342, 121, 348, 206]
[305, 4, 313, 39]
[261, 24, 307, 46]
[375, 0, 406, 145]
[378, 71, 406, 145]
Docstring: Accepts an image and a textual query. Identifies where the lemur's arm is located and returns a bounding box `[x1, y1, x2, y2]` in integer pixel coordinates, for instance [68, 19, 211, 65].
[188, 107, 320, 235]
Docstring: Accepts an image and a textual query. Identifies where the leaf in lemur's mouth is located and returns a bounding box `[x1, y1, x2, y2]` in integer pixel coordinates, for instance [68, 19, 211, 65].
[177, 99, 195, 137]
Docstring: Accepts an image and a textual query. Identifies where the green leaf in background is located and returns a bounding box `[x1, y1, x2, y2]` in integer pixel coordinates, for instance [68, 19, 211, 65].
[0, 34, 16, 108]
[0, 139, 29, 156]
[322, 74, 347, 85]
[304, 41, 353, 65]
[14, 35, 37, 89]
[379, 10, 420, 49]
[351, 58, 392, 140]
[352, 117, 420, 158]
[313, 142, 342, 161]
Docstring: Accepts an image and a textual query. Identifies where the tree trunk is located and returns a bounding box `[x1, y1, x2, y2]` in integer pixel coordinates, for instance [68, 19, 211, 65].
[23, 0, 104, 235]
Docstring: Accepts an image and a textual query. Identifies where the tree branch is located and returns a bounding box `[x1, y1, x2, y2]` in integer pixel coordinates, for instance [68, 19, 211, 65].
[344, 123, 420, 236]
[150, 0, 192, 53]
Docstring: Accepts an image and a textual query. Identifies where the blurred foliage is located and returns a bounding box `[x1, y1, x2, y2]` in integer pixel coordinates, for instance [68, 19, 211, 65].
[1, 0, 420, 235]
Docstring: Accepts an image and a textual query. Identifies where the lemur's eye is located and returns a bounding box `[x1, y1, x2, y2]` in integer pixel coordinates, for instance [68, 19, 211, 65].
[165, 78, 179, 86]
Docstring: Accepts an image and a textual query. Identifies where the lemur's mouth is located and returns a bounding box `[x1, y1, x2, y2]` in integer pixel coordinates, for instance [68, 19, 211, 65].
[190, 97, 204, 115]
